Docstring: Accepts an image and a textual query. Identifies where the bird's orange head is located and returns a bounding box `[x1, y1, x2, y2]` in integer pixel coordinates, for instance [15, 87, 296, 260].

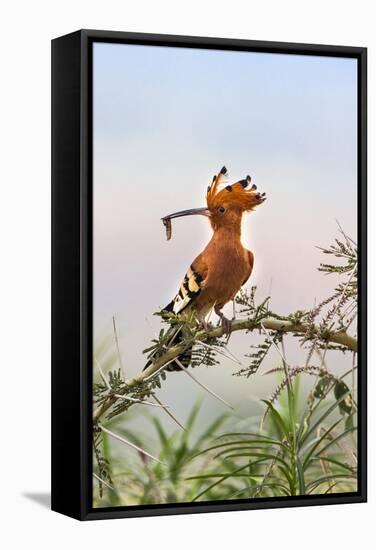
[162, 166, 266, 232]
[206, 166, 266, 230]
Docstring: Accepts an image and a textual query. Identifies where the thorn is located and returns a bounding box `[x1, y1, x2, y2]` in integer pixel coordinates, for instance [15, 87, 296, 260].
[99, 423, 166, 465]
[143, 357, 179, 381]
[93, 473, 115, 491]
[220, 166, 227, 174]
[112, 316, 126, 379]
[95, 358, 111, 390]
[176, 359, 234, 410]
[222, 344, 243, 366]
[196, 339, 242, 365]
[113, 394, 170, 408]
[152, 394, 187, 431]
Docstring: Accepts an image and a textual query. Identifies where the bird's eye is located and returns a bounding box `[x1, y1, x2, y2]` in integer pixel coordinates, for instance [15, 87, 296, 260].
[218, 206, 226, 213]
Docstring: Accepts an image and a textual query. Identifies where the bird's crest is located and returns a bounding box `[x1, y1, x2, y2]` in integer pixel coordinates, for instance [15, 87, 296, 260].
[206, 166, 266, 212]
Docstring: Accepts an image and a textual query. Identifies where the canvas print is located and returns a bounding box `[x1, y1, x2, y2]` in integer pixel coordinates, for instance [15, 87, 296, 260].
[92, 43, 358, 508]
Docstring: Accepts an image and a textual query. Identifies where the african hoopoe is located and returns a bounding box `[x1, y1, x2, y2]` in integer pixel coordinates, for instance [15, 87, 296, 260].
[144, 166, 266, 372]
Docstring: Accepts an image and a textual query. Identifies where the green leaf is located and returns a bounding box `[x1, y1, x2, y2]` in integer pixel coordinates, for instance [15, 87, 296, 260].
[215, 432, 289, 450]
[306, 473, 356, 492]
[229, 482, 290, 498]
[345, 414, 355, 431]
[334, 380, 354, 415]
[302, 417, 343, 469]
[261, 400, 289, 438]
[309, 456, 355, 473]
[214, 449, 291, 472]
[301, 390, 351, 446]
[151, 417, 171, 456]
[195, 414, 229, 447]
[190, 463, 255, 502]
[316, 426, 357, 457]
[296, 457, 306, 495]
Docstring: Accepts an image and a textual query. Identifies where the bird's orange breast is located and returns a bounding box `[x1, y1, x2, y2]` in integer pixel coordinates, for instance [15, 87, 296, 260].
[193, 237, 252, 313]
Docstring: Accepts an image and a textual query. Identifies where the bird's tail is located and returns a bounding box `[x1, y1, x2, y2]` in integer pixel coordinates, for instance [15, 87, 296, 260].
[143, 325, 192, 372]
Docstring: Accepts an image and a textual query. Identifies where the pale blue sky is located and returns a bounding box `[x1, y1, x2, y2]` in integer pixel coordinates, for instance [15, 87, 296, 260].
[93, 42, 357, 428]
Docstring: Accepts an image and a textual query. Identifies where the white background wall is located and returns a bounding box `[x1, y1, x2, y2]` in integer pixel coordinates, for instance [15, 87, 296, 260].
[1, 1, 374, 548]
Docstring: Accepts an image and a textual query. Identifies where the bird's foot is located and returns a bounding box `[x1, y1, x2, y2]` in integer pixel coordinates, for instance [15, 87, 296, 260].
[200, 319, 213, 332]
[221, 315, 232, 336]
[231, 299, 237, 322]
[215, 310, 233, 336]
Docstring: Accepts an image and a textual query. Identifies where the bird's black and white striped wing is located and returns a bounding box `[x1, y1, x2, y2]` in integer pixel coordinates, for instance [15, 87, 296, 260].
[164, 265, 204, 314]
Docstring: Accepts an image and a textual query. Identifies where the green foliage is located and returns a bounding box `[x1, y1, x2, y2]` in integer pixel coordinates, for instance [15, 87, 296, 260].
[187, 370, 357, 500]
[93, 402, 233, 506]
[147, 309, 228, 369]
[233, 230, 357, 378]
[93, 427, 113, 498]
[234, 330, 281, 378]
[93, 227, 358, 506]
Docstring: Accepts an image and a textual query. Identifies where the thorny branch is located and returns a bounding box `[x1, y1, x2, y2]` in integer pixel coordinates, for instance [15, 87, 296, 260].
[93, 229, 358, 423]
[93, 313, 357, 422]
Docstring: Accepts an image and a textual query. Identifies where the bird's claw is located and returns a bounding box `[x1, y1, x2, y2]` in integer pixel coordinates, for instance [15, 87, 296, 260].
[219, 314, 232, 336]
[200, 320, 213, 331]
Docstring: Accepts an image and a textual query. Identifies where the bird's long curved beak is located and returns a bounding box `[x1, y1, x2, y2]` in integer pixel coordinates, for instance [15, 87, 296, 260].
[161, 207, 210, 221]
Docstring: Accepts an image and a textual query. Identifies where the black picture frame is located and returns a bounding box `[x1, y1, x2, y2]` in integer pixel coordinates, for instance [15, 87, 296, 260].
[51, 29, 367, 521]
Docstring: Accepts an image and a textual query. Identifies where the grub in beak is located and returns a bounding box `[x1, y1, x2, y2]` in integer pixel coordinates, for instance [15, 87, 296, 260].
[163, 218, 172, 241]
[161, 207, 210, 241]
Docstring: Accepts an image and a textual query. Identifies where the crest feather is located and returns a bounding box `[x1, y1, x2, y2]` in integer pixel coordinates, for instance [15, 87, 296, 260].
[206, 167, 266, 212]
[206, 166, 229, 204]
